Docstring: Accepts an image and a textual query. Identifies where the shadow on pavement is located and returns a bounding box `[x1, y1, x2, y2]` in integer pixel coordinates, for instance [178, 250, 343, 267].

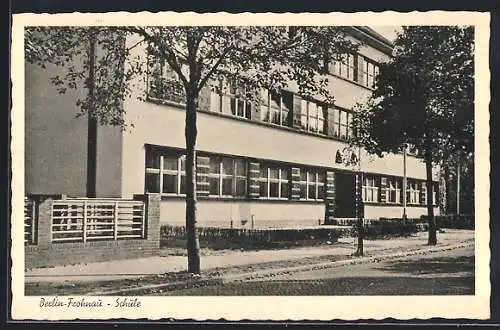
[162, 275, 475, 296]
[374, 255, 475, 276]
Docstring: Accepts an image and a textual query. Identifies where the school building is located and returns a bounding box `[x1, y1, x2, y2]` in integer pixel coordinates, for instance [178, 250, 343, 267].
[25, 26, 440, 230]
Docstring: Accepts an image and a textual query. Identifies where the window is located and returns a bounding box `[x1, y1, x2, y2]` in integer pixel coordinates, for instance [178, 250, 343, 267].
[299, 169, 325, 201]
[386, 178, 401, 203]
[210, 79, 252, 119]
[147, 56, 188, 105]
[145, 152, 186, 195]
[421, 183, 437, 205]
[260, 89, 293, 126]
[362, 177, 379, 202]
[208, 156, 247, 197]
[406, 180, 420, 204]
[328, 54, 356, 81]
[361, 58, 379, 89]
[259, 165, 289, 199]
[331, 108, 354, 140]
[300, 99, 325, 134]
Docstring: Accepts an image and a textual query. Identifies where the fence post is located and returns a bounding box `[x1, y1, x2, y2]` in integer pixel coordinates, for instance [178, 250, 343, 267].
[113, 201, 119, 240]
[134, 193, 161, 247]
[30, 200, 36, 244]
[29, 195, 63, 245]
[83, 200, 87, 243]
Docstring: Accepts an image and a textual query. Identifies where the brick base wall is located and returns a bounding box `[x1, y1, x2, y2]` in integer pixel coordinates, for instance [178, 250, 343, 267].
[25, 239, 159, 269]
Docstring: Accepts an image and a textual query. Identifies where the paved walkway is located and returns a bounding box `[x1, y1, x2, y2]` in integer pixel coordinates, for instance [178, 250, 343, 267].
[25, 229, 473, 283]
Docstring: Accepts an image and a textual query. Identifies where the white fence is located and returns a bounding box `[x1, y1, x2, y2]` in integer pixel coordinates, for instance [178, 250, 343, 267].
[24, 197, 36, 245]
[51, 198, 146, 243]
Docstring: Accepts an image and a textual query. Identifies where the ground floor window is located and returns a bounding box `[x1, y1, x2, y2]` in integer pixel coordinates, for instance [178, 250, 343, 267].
[208, 156, 247, 197]
[386, 178, 401, 204]
[406, 180, 420, 204]
[362, 176, 379, 202]
[259, 165, 289, 199]
[299, 169, 325, 200]
[145, 152, 186, 195]
[421, 183, 438, 206]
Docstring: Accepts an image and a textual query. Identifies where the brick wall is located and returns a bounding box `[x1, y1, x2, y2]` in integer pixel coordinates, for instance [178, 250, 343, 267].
[25, 193, 161, 269]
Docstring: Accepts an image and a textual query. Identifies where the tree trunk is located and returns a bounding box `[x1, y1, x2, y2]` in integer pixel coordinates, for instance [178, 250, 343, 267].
[185, 86, 201, 274]
[425, 138, 437, 245]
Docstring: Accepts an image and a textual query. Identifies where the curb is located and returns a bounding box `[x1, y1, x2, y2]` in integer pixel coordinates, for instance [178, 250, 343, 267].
[92, 239, 473, 296]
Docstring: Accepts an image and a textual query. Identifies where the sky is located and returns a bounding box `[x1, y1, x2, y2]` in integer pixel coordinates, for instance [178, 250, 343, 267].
[369, 26, 402, 42]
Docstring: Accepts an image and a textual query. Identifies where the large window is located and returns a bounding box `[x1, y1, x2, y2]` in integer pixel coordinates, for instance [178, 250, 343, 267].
[299, 169, 325, 201]
[259, 165, 289, 199]
[362, 176, 379, 203]
[148, 57, 188, 105]
[300, 99, 325, 134]
[331, 108, 354, 140]
[260, 89, 293, 126]
[208, 156, 247, 198]
[328, 54, 356, 81]
[386, 178, 401, 204]
[406, 180, 420, 204]
[210, 80, 252, 119]
[361, 57, 379, 89]
[145, 152, 186, 195]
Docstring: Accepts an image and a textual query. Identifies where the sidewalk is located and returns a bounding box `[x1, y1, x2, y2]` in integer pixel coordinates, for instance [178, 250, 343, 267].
[25, 229, 473, 284]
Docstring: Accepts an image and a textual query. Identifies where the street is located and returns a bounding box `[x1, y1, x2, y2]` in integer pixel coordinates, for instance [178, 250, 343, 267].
[160, 245, 474, 296]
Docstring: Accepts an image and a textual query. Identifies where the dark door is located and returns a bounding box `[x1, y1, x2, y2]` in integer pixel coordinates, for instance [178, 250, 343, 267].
[335, 172, 357, 218]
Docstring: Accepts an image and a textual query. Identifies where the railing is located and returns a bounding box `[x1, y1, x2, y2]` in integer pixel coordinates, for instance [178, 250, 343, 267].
[24, 197, 36, 245]
[148, 76, 186, 105]
[51, 198, 146, 243]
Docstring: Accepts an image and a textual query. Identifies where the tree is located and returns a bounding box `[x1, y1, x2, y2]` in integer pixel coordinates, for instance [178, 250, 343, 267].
[26, 26, 359, 273]
[352, 26, 474, 245]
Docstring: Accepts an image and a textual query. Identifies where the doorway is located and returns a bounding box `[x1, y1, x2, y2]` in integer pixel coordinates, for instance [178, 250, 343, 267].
[335, 172, 357, 218]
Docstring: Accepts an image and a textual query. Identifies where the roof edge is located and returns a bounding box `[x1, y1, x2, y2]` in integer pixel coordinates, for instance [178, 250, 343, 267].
[348, 26, 395, 56]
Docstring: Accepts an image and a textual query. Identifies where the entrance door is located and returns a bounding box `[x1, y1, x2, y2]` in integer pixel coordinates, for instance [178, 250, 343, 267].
[335, 172, 357, 218]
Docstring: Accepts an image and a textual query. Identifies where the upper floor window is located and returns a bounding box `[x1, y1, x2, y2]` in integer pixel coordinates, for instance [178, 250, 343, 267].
[299, 169, 325, 201]
[145, 152, 186, 195]
[259, 165, 289, 199]
[328, 54, 356, 81]
[331, 108, 354, 140]
[148, 57, 188, 105]
[210, 80, 252, 119]
[362, 176, 379, 203]
[361, 57, 379, 89]
[300, 99, 325, 134]
[260, 89, 293, 126]
[208, 156, 247, 197]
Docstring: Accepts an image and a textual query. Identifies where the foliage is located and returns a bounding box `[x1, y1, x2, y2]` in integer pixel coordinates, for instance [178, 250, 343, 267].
[352, 26, 474, 163]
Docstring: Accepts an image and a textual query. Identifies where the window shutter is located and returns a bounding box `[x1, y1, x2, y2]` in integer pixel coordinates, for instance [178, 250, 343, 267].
[292, 94, 302, 129]
[380, 177, 388, 203]
[355, 173, 364, 218]
[290, 167, 301, 200]
[419, 181, 427, 205]
[357, 55, 365, 85]
[196, 156, 210, 197]
[324, 171, 336, 223]
[197, 85, 212, 111]
[248, 162, 261, 199]
[250, 87, 262, 121]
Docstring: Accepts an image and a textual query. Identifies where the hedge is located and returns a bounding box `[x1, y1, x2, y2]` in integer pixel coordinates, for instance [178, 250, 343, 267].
[419, 214, 474, 230]
[160, 220, 428, 250]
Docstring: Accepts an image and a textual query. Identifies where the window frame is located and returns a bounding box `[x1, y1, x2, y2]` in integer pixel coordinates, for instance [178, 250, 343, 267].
[258, 165, 290, 200]
[299, 169, 325, 201]
[362, 176, 379, 203]
[331, 108, 354, 140]
[145, 153, 186, 196]
[207, 156, 248, 198]
[260, 89, 292, 127]
[300, 99, 325, 135]
[385, 178, 401, 204]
